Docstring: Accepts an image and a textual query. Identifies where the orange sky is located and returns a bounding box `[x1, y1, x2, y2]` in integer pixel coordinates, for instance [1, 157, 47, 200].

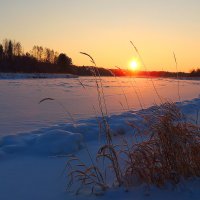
[0, 0, 200, 72]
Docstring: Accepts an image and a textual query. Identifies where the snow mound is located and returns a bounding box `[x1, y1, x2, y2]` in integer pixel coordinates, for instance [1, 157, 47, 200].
[0, 130, 84, 156]
[0, 97, 200, 157]
[0, 114, 134, 157]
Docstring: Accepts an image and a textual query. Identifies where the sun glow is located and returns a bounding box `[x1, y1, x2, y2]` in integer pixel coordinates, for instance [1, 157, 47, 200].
[129, 60, 139, 71]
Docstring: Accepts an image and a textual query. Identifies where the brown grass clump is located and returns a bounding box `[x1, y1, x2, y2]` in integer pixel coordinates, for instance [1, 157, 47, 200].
[66, 102, 200, 194]
[123, 103, 200, 187]
[66, 154, 108, 195]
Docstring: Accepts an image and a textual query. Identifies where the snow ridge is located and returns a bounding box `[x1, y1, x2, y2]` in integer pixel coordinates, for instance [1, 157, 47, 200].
[0, 97, 200, 157]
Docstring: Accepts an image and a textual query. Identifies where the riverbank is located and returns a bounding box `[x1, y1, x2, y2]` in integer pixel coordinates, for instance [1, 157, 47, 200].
[0, 73, 78, 79]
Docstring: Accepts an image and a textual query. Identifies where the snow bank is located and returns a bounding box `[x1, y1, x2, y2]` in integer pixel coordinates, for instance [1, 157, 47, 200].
[0, 130, 84, 156]
[177, 97, 200, 114]
[0, 97, 200, 157]
[0, 73, 78, 79]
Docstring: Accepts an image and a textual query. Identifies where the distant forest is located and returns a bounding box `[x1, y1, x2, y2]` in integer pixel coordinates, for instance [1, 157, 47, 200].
[111, 69, 198, 78]
[0, 39, 111, 76]
[0, 39, 200, 77]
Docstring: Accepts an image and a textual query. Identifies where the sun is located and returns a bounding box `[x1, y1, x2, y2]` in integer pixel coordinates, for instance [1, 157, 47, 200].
[129, 60, 138, 71]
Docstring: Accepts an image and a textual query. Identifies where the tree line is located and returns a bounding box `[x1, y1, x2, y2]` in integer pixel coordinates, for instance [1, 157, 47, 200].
[0, 39, 112, 76]
[0, 39, 75, 73]
[0, 39, 199, 77]
[190, 69, 200, 77]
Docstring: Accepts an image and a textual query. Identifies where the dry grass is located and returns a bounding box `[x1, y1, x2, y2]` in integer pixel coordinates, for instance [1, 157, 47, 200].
[173, 52, 181, 101]
[66, 154, 108, 195]
[66, 102, 200, 194]
[130, 41, 163, 103]
[66, 52, 118, 194]
[123, 103, 200, 187]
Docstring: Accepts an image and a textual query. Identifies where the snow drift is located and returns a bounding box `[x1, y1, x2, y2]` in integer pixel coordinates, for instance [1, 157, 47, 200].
[0, 97, 200, 157]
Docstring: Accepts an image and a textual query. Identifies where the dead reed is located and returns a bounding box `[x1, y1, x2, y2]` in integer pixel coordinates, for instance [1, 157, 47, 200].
[66, 102, 200, 193]
[130, 41, 163, 104]
[173, 52, 181, 102]
[66, 52, 117, 194]
[123, 102, 200, 187]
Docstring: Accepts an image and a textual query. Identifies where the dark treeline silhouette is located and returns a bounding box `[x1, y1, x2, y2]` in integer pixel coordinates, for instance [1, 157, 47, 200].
[190, 69, 200, 77]
[0, 39, 199, 77]
[111, 69, 190, 77]
[111, 68, 200, 78]
[0, 39, 73, 73]
[0, 39, 112, 76]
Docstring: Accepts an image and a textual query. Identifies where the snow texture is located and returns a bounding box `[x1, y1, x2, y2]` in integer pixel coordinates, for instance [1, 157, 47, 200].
[0, 97, 200, 157]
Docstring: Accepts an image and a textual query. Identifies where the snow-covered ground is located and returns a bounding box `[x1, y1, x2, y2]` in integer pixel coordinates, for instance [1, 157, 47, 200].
[0, 77, 200, 136]
[0, 77, 200, 200]
[0, 73, 78, 79]
[0, 97, 200, 200]
[0, 96, 200, 158]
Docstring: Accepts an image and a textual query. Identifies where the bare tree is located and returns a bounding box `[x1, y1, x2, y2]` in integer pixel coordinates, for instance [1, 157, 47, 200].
[0, 44, 3, 61]
[7, 40, 13, 60]
[14, 42, 22, 56]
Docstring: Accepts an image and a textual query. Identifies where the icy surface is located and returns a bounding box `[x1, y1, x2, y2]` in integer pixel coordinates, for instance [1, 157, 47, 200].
[0, 77, 200, 136]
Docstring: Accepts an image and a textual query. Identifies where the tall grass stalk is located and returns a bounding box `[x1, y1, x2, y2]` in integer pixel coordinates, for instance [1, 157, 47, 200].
[80, 52, 123, 184]
[80, 52, 108, 117]
[79, 52, 111, 143]
[105, 67, 130, 110]
[39, 98, 76, 125]
[129, 77, 144, 110]
[115, 66, 144, 110]
[130, 41, 163, 104]
[173, 52, 181, 102]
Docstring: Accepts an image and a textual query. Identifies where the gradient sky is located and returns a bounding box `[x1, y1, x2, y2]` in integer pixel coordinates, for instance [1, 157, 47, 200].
[0, 0, 200, 72]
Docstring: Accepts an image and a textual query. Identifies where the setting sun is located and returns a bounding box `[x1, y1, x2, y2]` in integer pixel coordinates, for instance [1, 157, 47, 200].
[129, 60, 139, 71]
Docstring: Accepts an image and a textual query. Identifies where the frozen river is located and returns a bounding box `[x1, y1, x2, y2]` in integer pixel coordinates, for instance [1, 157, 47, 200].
[0, 76, 200, 136]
